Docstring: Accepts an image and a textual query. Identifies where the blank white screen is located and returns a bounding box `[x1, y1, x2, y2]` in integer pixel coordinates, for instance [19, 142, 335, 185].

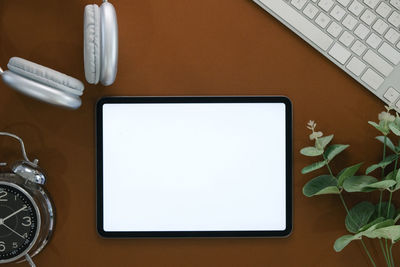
[102, 103, 286, 231]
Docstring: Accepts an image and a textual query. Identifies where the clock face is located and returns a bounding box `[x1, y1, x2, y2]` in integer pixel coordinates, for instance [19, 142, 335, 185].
[0, 183, 39, 262]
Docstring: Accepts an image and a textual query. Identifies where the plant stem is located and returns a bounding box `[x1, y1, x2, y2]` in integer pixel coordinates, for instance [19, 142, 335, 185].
[379, 191, 383, 217]
[325, 160, 335, 178]
[387, 153, 397, 218]
[386, 242, 392, 267]
[379, 135, 388, 217]
[339, 193, 349, 214]
[361, 239, 377, 267]
[390, 243, 395, 267]
[387, 191, 393, 218]
[381, 240, 390, 266]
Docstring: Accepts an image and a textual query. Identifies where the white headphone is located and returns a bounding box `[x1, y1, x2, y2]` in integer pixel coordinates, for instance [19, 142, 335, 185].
[0, 0, 118, 110]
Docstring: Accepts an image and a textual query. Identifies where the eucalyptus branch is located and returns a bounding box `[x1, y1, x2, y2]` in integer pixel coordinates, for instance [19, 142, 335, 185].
[300, 114, 400, 267]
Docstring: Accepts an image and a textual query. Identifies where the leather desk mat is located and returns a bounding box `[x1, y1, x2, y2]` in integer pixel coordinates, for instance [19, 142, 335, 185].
[0, 0, 395, 266]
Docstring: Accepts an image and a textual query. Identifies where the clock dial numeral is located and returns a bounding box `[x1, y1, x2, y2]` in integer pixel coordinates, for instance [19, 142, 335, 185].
[0, 184, 39, 261]
[21, 217, 31, 227]
[0, 191, 7, 202]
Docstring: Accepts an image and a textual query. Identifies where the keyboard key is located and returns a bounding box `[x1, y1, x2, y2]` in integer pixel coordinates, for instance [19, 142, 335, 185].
[363, 50, 394, 76]
[390, 0, 400, 10]
[361, 9, 376, 25]
[256, 0, 334, 51]
[339, 31, 355, 46]
[349, 1, 365, 16]
[342, 14, 358, 30]
[346, 57, 367, 76]
[396, 99, 400, 109]
[377, 3, 392, 18]
[361, 69, 384, 89]
[373, 19, 389, 35]
[389, 11, 400, 27]
[338, 0, 351, 6]
[384, 87, 400, 102]
[366, 33, 383, 49]
[327, 22, 343, 37]
[385, 28, 400, 44]
[318, 0, 335, 11]
[331, 5, 346, 21]
[329, 42, 352, 64]
[291, 0, 307, 9]
[315, 13, 331, 28]
[364, 0, 379, 9]
[354, 24, 370, 39]
[351, 40, 367, 56]
[378, 42, 400, 64]
[303, 3, 319, 19]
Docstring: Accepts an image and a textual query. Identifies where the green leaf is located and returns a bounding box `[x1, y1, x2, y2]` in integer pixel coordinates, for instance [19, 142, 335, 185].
[302, 175, 339, 197]
[363, 225, 400, 242]
[334, 234, 361, 252]
[367, 180, 397, 190]
[300, 146, 324, 157]
[343, 176, 378, 193]
[380, 154, 398, 167]
[389, 122, 400, 136]
[358, 217, 386, 232]
[395, 171, 400, 191]
[372, 202, 397, 220]
[316, 135, 334, 150]
[376, 136, 396, 152]
[369, 121, 389, 135]
[366, 164, 380, 175]
[345, 201, 375, 233]
[334, 218, 395, 252]
[372, 219, 395, 230]
[337, 163, 363, 187]
[324, 144, 349, 162]
[366, 154, 398, 174]
[301, 161, 326, 174]
[395, 211, 400, 223]
[384, 170, 397, 180]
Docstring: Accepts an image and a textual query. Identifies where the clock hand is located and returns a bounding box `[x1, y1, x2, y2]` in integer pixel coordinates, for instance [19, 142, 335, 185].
[1, 223, 25, 239]
[3, 205, 27, 222]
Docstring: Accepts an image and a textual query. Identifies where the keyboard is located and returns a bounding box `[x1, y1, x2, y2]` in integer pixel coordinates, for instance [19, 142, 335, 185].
[253, 0, 400, 110]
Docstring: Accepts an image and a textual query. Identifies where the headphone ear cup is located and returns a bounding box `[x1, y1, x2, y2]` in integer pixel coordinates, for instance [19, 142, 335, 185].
[1, 57, 83, 109]
[99, 1, 118, 86]
[84, 4, 101, 84]
[7, 57, 84, 95]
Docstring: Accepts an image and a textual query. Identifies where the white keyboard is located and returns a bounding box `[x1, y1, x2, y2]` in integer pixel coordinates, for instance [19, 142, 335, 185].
[253, 0, 400, 110]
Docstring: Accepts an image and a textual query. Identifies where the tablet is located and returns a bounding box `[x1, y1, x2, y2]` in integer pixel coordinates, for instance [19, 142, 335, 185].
[96, 96, 292, 238]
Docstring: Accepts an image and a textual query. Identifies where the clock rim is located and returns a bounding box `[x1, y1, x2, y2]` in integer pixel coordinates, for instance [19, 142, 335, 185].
[0, 181, 41, 264]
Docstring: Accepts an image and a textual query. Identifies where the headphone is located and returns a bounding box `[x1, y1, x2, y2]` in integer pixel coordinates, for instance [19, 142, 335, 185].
[0, 0, 118, 110]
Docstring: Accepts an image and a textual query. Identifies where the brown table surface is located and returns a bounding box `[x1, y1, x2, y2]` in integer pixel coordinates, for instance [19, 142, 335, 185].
[0, 0, 398, 266]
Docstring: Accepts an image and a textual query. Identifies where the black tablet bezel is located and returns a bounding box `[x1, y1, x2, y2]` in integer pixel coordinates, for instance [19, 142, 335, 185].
[96, 96, 293, 238]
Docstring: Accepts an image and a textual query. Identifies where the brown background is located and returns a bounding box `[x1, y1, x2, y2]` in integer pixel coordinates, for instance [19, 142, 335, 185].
[0, 0, 398, 266]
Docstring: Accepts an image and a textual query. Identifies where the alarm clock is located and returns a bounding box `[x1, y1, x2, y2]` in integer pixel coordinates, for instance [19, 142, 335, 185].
[0, 132, 54, 266]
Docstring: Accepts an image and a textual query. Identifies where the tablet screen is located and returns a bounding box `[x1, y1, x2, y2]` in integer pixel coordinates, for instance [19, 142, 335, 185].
[97, 97, 292, 237]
